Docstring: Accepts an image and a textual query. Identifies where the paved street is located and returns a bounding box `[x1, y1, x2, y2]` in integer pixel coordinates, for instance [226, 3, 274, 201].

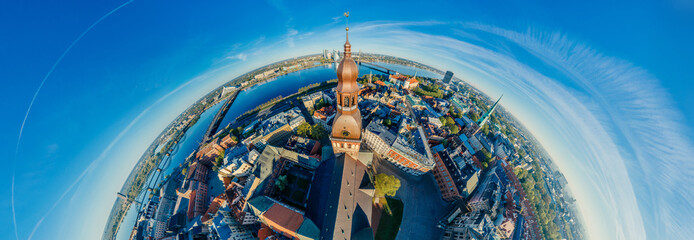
[374, 158, 452, 240]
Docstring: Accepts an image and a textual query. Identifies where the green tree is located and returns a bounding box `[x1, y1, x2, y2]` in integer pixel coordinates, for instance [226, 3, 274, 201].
[275, 175, 288, 191]
[469, 112, 480, 123]
[297, 122, 312, 137]
[233, 126, 243, 135]
[449, 108, 463, 119]
[215, 155, 224, 168]
[374, 173, 401, 197]
[314, 98, 328, 110]
[218, 131, 229, 139]
[310, 124, 328, 139]
[445, 116, 455, 127]
[439, 116, 447, 126]
[482, 125, 491, 136]
[477, 148, 492, 164]
[382, 119, 392, 126]
[449, 125, 460, 135]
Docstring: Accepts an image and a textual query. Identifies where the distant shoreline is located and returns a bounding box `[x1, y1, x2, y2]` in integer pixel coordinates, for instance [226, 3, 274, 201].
[102, 52, 578, 240]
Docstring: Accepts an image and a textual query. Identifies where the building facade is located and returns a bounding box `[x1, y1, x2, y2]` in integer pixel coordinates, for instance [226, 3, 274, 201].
[432, 152, 462, 201]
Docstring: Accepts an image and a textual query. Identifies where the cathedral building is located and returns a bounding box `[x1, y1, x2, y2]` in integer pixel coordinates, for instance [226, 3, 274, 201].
[320, 19, 377, 240]
[330, 25, 363, 160]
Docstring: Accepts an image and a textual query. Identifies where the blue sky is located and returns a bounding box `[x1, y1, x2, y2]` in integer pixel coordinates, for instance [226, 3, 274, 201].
[1, 0, 693, 239]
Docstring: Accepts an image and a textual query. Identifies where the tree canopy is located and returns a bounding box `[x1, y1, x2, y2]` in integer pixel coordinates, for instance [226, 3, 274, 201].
[297, 122, 312, 137]
[449, 125, 460, 135]
[374, 173, 401, 197]
[469, 111, 480, 123]
[297, 122, 328, 140]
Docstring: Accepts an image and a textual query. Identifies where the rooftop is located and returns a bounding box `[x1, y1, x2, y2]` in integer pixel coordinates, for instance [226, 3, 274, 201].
[365, 121, 397, 146]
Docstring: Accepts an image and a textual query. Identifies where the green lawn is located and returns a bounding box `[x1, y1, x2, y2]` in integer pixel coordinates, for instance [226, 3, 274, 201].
[375, 198, 404, 240]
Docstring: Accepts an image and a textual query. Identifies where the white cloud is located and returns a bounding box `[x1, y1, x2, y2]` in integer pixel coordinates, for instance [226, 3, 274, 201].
[226, 53, 248, 61]
[282, 20, 694, 239]
[286, 28, 299, 47]
[25, 19, 692, 240]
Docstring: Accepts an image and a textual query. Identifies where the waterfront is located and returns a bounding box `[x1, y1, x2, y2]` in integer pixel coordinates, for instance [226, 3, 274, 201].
[114, 101, 223, 240]
[113, 61, 439, 239]
[218, 62, 441, 128]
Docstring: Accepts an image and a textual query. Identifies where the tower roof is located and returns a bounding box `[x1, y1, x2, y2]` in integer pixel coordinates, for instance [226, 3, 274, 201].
[336, 26, 359, 93]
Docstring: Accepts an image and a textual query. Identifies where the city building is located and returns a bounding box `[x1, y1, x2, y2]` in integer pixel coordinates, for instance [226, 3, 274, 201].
[219, 134, 238, 149]
[153, 175, 181, 239]
[450, 96, 469, 113]
[247, 196, 320, 240]
[432, 151, 463, 201]
[388, 74, 419, 90]
[312, 106, 335, 131]
[284, 136, 322, 162]
[441, 210, 500, 240]
[254, 68, 278, 80]
[443, 71, 454, 83]
[364, 118, 435, 176]
[363, 120, 397, 157]
[302, 91, 324, 111]
[196, 141, 225, 166]
[467, 170, 505, 214]
[252, 107, 306, 147]
[221, 85, 238, 98]
[176, 162, 210, 221]
[209, 207, 255, 240]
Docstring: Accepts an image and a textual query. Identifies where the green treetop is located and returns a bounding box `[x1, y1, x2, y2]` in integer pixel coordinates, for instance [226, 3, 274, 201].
[374, 173, 401, 197]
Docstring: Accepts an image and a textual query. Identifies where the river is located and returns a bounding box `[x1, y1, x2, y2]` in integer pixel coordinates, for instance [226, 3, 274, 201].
[115, 102, 223, 240]
[114, 62, 439, 240]
[217, 62, 441, 128]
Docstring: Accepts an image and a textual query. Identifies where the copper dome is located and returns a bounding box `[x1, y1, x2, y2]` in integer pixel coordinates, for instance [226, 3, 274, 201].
[336, 32, 359, 93]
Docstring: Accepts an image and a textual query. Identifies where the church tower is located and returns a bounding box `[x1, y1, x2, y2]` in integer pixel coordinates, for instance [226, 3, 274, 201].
[330, 19, 362, 159]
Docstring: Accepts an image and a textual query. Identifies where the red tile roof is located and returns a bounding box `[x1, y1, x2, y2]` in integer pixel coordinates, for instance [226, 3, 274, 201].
[201, 195, 226, 222]
[262, 204, 304, 237]
[258, 224, 274, 240]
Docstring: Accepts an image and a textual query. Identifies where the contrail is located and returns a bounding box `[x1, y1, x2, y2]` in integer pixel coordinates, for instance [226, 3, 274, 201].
[26, 54, 206, 240]
[11, 170, 17, 240]
[28, 105, 146, 240]
[12, 1, 135, 239]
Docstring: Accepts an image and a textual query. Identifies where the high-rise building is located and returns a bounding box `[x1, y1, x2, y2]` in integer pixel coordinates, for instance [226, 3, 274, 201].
[330, 25, 363, 160]
[443, 71, 454, 83]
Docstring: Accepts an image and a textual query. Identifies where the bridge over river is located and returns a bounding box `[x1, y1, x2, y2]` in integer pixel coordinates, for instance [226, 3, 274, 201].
[356, 61, 397, 74]
[200, 90, 240, 145]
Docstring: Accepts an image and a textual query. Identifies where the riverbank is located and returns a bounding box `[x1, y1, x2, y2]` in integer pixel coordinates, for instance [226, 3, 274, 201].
[102, 54, 329, 240]
[103, 53, 442, 240]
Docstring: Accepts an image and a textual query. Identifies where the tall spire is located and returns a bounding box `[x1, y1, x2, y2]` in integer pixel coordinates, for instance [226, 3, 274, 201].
[344, 11, 351, 58]
[331, 11, 362, 159]
[478, 95, 503, 126]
